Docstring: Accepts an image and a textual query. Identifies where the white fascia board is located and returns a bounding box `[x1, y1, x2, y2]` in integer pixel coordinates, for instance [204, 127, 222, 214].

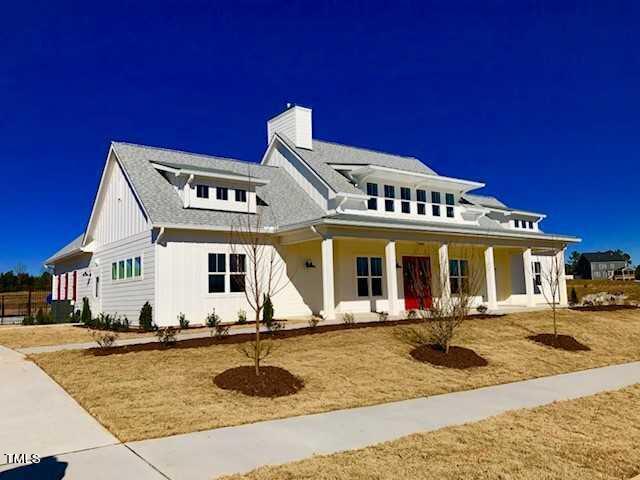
[151, 162, 270, 185]
[350, 165, 484, 192]
[151, 223, 276, 234]
[488, 207, 547, 219]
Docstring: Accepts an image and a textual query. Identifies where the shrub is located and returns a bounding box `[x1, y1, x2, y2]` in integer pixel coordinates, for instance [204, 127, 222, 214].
[206, 309, 229, 338]
[308, 316, 321, 329]
[90, 329, 118, 349]
[262, 294, 274, 326]
[267, 319, 284, 335]
[80, 297, 92, 326]
[139, 302, 154, 332]
[96, 312, 115, 330]
[377, 311, 389, 322]
[342, 312, 355, 325]
[406, 310, 418, 320]
[177, 313, 190, 329]
[156, 326, 179, 346]
[35, 308, 51, 325]
[569, 287, 579, 306]
[476, 305, 488, 314]
[237, 309, 247, 324]
[22, 316, 35, 325]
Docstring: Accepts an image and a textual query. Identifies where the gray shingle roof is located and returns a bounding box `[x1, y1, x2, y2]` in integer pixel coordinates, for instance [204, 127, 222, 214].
[581, 251, 628, 263]
[45, 234, 84, 264]
[111, 142, 325, 229]
[463, 193, 509, 210]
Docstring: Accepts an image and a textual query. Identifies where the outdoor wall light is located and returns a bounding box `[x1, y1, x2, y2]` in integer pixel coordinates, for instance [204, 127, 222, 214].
[304, 260, 316, 269]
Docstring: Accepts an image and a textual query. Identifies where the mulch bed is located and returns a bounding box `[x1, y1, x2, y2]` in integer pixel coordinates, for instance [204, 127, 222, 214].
[570, 305, 639, 312]
[410, 344, 489, 369]
[527, 334, 591, 351]
[213, 366, 304, 397]
[88, 313, 506, 356]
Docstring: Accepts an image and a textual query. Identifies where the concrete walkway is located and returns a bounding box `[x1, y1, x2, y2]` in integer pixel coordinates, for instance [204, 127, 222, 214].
[17, 306, 553, 355]
[2, 341, 637, 479]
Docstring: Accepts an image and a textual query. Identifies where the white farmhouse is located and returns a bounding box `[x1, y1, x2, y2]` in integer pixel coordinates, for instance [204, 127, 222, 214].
[45, 105, 580, 326]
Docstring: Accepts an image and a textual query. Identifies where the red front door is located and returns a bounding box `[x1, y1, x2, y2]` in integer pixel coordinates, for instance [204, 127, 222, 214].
[403, 256, 432, 310]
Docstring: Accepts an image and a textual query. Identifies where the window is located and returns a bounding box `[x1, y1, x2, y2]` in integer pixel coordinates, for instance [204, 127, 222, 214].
[216, 187, 228, 200]
[445, 193, 454, 217]
[367, 183, 378, 210]
[446, 206, 454, 218]
[235, 189, 247, 202]
[208, 253, 226, 293]
[230, 254, 246, 292]
[126, 258, 133, 278]
[532, 261, 542, 294]
[449, 259, 469, 295]
[111, 262, 117, 280]
[385, 199, 394, 212]
[416, 189, 426, 203]
[400, 187, 411, 213]
[384, 185, 395, 198]
[356, 257, 383, 297]
[118, 261, 125, 280]
[196, 184, 209, 198]
[514, 219, 520, 228]
[134, 257, 142, 277]
[432, 191, 441, 217]
[528, 221, 533, 229]
[417, 203, 426, 215]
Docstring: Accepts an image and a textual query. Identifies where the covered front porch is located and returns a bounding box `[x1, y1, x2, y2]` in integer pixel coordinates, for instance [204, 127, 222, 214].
[278, 224, 569, 320]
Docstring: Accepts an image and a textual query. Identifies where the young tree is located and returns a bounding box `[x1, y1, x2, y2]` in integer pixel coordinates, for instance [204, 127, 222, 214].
[230, 170, 291, 375]
[568, 251, 581, 275]
[406, 249, 483, 353]
[539, 252, 564, 340]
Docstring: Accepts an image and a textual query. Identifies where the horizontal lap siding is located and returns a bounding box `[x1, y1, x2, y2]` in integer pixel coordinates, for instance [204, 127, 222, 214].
[94, 230, 155, 324]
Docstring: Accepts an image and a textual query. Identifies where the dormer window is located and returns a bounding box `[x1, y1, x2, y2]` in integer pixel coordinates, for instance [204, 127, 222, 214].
[528, 221, 533, 229]
[514, 219, 520, 228]
[366, 183, 378, 210]
[432, 191, 441, 217]
[445, 193, 455, 218]
[196, 185, 209, 198]
[216, 187, 228, 200]
[235, 189, 247, 203]
[384, 185, 395, 212]
[400, 187, 411, 214]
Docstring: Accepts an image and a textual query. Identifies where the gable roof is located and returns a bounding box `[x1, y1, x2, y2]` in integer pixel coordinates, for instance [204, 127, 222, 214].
[581, 251, 628, 263]
[111, 142, 325, 230]
[463, 193, 509, 210]
[45, 234, 85, 264]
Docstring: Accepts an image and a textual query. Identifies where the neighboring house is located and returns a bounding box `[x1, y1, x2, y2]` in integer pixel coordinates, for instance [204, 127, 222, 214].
[575, 252, 630, 280]
[45, 105, 580, 326]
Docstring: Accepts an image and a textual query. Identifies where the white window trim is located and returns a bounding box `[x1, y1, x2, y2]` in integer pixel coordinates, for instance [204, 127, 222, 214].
[111, 255, 144, 284]
[449, 259, 469, 295]
[355, 256, 384, 299]
[206, 252, 247, 297]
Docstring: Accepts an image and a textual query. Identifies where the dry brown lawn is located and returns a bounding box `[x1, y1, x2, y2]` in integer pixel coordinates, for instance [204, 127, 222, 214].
[31, 308, 640, 442]
[0, 324, 153, 349]
[568, 279, 640, 303]
[226, 384, 640, 480]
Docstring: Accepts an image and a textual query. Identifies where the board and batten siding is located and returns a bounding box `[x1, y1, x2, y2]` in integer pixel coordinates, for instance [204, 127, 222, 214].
[93, 230, 155, 324]
[89, 155, 149, 246]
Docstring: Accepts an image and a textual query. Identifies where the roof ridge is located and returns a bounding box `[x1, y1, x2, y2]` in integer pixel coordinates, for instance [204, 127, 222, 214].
[313, 138, 418, 160]
[111, 141, 278, 169]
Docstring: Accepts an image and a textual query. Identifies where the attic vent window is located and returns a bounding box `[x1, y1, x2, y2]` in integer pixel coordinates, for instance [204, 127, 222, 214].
[196, 185, 209, 198]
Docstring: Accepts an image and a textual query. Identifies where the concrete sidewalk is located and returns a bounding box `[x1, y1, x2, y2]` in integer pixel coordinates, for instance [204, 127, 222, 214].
[128, 361, 640, 480]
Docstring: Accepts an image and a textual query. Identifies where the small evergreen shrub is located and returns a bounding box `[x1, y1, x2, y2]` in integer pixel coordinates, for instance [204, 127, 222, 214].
[262, 294, 274, 326]
[342, 312, 355, 325]
[406, 310, 418, 320]
[22, 316, 35, 325]
[206, 309, 229, 338]
[569, 287, 579, 306]
[476, 305, 488, 314]
[139, 302, 154, 331]
[35, 308, 51, 325]
[80, 297, 92, 326]
[177, 313, 190, 329]
[90, 329, 118, 348]
[156, 326, 179, 346]
[308, 316, 320, 329]
[377, 311, 389, 322]
[237, 309, 247, 324]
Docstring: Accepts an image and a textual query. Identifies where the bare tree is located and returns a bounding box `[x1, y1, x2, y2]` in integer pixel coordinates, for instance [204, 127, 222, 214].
[539, 252, 563, 340]
[230, 169, 291, 375]
[405, 249, 483, 353]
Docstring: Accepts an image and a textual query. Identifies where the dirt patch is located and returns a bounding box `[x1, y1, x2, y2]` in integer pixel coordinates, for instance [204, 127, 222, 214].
[214, 366, 304, 397]
[410, 345, 488, 369]
[527, 334, 591, 351]
[570, 305, 639, 312]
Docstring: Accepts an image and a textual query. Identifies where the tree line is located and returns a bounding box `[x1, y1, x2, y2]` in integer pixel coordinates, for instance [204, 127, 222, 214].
[0, 268, 52, 293]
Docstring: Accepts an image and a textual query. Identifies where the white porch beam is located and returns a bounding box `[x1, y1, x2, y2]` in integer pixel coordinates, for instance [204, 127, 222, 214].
[557, 248, 568, 306]
[385, 241, 399, 316]
[320, 237, 336, 320]
[523, 248, 535, 307]
[484, 246, 498, 310]
[438, 243, 450, 300]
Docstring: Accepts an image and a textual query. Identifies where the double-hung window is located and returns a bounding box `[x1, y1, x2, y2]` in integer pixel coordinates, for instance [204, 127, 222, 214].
[216, 187, 228, 201]
[196, 185, 209, 198]
[118, 260, 125, 280]
[445, 193, 455, 218]
[208, 253, 226, 293]
[528, 221, 533, 229]
[449, 259, 469, 295]
[416, 189, 426, 215]
[235, 189, 247, 203]
[366, 183, 378, 210]
[134, 257, 142, 277]
[356, 257, 383, 297]
[230, 254, 246, 292]
[111, 262, 118, 280]
[126, 258, 133, 278]
[514, 219, 520, 228]
[384, 185, 395, 212]
[532, 261, 542, 294]
[432, 191, 441, 217]
[400, 187, 411, 214]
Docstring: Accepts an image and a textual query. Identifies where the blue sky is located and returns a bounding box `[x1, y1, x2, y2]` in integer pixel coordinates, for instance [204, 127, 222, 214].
[1, 1, 638, 273]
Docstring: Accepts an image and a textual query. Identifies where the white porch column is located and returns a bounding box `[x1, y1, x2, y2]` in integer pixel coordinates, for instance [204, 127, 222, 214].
[557, 248, 568, 306]
[385, 241, 399, 316]
[484, 246, 498, 310]
[320, 237, 336, 320]
[523, 248, 535, 307]
[438, 243, 450, 301]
